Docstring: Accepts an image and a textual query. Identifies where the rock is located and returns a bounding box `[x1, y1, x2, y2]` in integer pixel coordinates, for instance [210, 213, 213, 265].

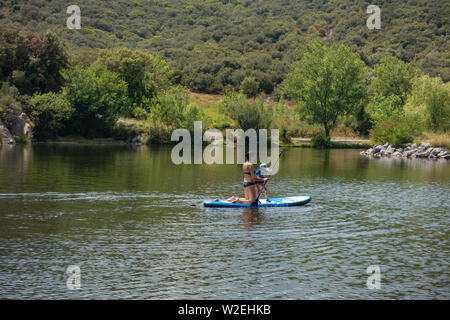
[405, 150, 416, 157]
[419, 142, 431, 149]
[8, 113, 33, 137]
[361, 141, 448, 160]
[0, 119, 15, 145]
[386, 146, 396, 155]
[130, 135, 143, 144]
[431, 148, 441, 156]
[373, 145, 382, 153]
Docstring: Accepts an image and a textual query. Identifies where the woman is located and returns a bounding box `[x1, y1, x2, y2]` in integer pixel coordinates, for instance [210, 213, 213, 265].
[228, 152, 267, 204]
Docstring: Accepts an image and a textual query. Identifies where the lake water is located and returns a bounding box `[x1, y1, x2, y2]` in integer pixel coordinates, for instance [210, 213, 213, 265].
[0, 144, 448, 299]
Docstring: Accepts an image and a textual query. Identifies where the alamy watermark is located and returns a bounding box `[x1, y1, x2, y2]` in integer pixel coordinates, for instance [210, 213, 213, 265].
[171, 121, 280, 174]
[367, 5, 381, 30]
[366, 265, 381, 289]
[66, 265, 81, 289]
[67, 5, 81, 30]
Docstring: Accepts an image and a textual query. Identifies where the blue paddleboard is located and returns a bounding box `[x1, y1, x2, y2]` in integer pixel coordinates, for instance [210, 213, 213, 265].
[203, 195, 311, 208]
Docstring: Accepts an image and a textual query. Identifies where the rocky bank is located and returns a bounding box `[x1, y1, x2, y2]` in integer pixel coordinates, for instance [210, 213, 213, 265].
[361, 142, 450, 160]
[0, 113, 33, 146]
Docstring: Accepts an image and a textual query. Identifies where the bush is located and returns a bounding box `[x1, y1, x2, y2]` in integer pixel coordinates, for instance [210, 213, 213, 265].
[366, 94, 404, 125]
[240, 76, 260, 98]
[219, 91, 272, 131]
[150, 86, 203, 131]
[61, 63, 129, 137]
[132, 106, 149, 120]
[369, 117, 414, 147]
[96, 48, 174, 117]
[0, 82, 22, 125]
[146, 122, 173, 144]
[30, 92, 74, 140]
[311, 134, 332, 148]
[112, 120, 147, 141]
[404, 75, 450, 132]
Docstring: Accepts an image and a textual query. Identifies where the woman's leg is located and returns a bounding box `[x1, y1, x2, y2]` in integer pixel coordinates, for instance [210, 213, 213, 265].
[233, 185, 256, 204]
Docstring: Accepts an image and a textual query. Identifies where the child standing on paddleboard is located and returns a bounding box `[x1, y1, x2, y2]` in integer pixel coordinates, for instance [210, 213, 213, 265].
[255, 163, 271, 201]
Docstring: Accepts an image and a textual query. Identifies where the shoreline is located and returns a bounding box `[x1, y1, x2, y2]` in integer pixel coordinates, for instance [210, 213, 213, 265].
[7, 136, 373, 149]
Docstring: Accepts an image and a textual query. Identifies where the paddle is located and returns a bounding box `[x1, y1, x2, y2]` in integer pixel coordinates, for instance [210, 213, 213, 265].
[250, 150, 284, 207]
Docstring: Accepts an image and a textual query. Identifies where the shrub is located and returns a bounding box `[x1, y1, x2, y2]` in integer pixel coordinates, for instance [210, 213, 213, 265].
[0, 82, 22, 125]
[96, 48, 174, 117]
[150, 86, 203, 131]
[219, 91, 272, 131]
[132, 106, 149, 120]
[30, 92, 74, 140]
[311, 134, 332, 148]
[366, 94, 404, 125]
[404, 75, 450, 132]
[369, 117, 414, 147]
[61, 63, 129, 137]
[240, 76, 260, 98]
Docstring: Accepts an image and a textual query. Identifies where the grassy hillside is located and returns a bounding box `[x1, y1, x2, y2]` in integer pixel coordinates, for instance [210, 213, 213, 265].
[1, 0, 448, 94]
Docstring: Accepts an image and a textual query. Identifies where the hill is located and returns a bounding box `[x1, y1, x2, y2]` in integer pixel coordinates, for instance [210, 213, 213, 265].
[0, 0, 448, 93]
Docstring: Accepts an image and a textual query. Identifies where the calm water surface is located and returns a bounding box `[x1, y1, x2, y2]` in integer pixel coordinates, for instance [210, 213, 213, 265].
[0, 144, 448, 299]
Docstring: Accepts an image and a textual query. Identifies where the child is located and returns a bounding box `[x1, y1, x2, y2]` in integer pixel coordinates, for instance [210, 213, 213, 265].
[255, 163, 271, 201]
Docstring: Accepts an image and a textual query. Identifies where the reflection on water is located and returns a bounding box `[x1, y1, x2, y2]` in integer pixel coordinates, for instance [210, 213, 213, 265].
[0, 144, 449, 299]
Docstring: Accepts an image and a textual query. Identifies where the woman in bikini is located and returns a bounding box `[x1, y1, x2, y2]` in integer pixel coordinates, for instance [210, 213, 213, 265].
[228, 152, 267, 204]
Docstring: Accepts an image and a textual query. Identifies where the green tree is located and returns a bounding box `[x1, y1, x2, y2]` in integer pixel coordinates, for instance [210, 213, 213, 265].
[404, 75, 450, 132]
[366, 94, 404, 125]
[29, 92, 74, 140]
[283, 40, 366, 137]
[240, 76, 260, 98]
[61, 64, 129, 137]
[96, 48, 173, 116]
[0, 29, 68, 95]
[371, 56, 420, 104]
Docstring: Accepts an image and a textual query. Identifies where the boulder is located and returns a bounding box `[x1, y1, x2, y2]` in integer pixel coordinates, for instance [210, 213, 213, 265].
[419, 142, 431, 149]
[386, 146, 396, 155]
[8, 113, 33, 137]
[373, 145, 382, 153]
[405, 150, 417, 157]
[431, 148, 441, 156]
[131, 135, 142, 144]
[0, 119, 15, 145]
